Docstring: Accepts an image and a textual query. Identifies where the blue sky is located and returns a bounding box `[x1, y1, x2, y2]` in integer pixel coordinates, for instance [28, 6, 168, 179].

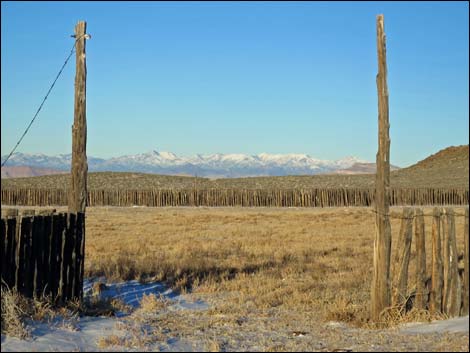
[1, 1, 468, 167]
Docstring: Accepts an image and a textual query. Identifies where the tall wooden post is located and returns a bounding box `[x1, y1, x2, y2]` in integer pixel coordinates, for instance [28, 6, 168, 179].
[371, 14, 392, 322]
[69, 21, 88, 213]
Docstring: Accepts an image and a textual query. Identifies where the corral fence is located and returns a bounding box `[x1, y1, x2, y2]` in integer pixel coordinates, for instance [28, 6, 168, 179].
[1, 187, 469, 207]
[388, 206, 469, 318]
[0, 208, 85, 301]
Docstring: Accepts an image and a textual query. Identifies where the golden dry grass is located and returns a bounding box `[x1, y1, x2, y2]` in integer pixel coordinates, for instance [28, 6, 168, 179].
[3, 205, 468, 351]
[84, 206, 468, 328]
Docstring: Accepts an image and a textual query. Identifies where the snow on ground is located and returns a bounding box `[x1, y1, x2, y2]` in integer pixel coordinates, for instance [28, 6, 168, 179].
[1, 278, 208, 352]
[1, 278, 468, 352]
[82, 278, 209, 312]
[400, 315, 469, 334]
[1, 316, 122, 352]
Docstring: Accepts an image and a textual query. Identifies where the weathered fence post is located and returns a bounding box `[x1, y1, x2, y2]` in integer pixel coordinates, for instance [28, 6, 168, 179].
[447, 208, 461, 316]
[442, 208, 461, 316]
[391, 207, 413, 309]
[371, 14, 392, 321]
[68, 21, 88, 302]
[68, 20, 88, 214]
[414, 208, 427, 310]
[430, 207, 443, 314]
[442, 208, 450, 313]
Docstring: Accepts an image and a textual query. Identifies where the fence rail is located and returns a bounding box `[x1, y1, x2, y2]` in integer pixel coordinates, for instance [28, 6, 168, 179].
[1, 187, 469, 208]
[0, 209, 85, 302]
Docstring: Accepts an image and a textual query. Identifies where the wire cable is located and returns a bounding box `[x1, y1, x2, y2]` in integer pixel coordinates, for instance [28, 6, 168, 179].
[1, 34, 87, 167]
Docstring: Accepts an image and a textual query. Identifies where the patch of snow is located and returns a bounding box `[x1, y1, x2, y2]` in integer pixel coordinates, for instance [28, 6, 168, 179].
[400, 315, 469, 334]
[83, 278, 209, 311]
[1, 278, 209, 352]
[1, 317, 122, 352]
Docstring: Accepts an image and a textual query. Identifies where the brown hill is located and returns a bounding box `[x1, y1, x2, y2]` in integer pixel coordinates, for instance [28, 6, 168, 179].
[390, 145, 469, 188]
[1, 166, 67, 179]
[1, 145, 468, 190]
[402, 145, 468, 172]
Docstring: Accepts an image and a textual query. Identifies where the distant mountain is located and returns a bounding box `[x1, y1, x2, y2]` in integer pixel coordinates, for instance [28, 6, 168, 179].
[1, 166, 67, 179]
[330, 162, 401, 175]
[2, 145, 468, 190]
[1, 151, 368, 178]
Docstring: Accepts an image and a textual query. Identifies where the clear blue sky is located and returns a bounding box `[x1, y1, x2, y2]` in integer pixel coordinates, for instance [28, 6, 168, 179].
[1, 1, 468, 167]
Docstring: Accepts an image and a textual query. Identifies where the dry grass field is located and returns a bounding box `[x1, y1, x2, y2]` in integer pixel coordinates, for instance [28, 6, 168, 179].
[78, 206, 468, 351]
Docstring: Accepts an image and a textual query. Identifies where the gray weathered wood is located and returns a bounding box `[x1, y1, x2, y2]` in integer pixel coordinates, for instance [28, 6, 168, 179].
[442, 208, 451, 314]
[430, 208, 443, 314]
[0, 211, 84, 301]
[49, 213, 64, 299]
[6, 218, 17, 288]
[392, 207, 413, 309]
[74, 212, 85, 299]
[66, 213, 77, 300]
[371, 14, 392, 321]
[447, 208, 461, 316]
[41, 215, 52, 296]
[414, 208, 427, 310]
[463, 207, 469, 315]
[32, 215, 45, 297]
[2, 209, 18, 218]
[68, 21, 88, 213]
[36, 209, 56, 216]
[19, 209, 35, 216]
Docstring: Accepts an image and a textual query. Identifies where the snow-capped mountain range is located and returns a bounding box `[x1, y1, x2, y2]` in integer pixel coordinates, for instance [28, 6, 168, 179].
[1, 151, 369, 178]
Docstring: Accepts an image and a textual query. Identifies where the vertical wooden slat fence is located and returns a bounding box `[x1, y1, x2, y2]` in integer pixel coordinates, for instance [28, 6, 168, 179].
[1, 187, 468, 208]
[0, 210, 85, 302]
[389, 206, 469, 318]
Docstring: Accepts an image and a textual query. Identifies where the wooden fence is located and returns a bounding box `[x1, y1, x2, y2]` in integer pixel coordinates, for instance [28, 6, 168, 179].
[390, 207, 469, 318]
[1, 187, 468, 207]
[0, 209, 85, 301]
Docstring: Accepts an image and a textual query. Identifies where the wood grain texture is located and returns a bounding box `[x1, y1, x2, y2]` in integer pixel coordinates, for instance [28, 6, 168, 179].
[414, 209, 427, 310]
[371, 14, 392, 321]
[68, 21, 88, 213]
[391, 207, 413, 309]
[430, 208, 443, 314]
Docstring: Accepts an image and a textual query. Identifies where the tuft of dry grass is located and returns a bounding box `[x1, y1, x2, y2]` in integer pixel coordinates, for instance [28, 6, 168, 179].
[375, 306, 449, 329]
[138, 293, 170, 314]
[97, 334, 123, 349]
[80, 296, 131, 317]
[0, 285, 130, 340]
[0, 287, 79, 338]
[1, 287, 30, 339]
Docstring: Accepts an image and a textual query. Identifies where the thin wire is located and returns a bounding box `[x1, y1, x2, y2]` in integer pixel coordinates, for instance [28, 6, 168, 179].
[1, 34, 87, 168]
[371, 209, 468, 219]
